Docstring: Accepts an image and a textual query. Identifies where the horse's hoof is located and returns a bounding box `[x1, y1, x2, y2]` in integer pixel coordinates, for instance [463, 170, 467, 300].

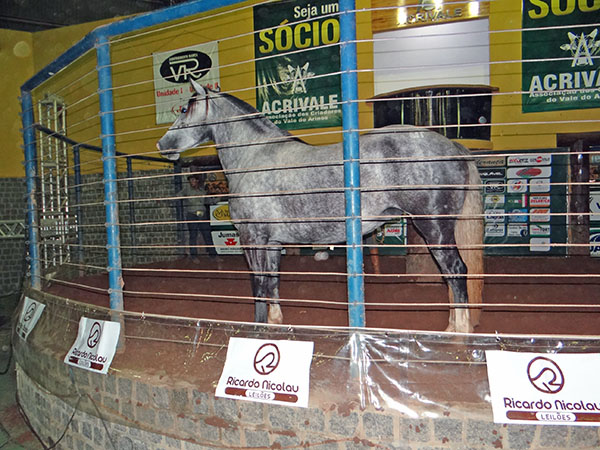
[267, 304, 283, 324]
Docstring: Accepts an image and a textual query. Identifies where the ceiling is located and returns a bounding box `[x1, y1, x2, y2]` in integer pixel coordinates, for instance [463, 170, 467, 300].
[0, 0, 187, 32]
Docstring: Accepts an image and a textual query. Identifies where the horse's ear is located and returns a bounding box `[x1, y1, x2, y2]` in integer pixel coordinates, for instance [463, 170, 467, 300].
[190, 79, 207, 97]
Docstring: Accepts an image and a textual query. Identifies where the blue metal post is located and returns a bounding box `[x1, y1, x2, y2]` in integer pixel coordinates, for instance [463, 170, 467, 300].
[340, 0, 365, 328]
[20, 90, 41, 289]
[96, 34, 124, 312]
[73, 145, 85, 267]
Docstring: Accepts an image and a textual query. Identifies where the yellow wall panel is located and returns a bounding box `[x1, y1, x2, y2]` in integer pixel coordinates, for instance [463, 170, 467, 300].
[0, 29, 34, 177]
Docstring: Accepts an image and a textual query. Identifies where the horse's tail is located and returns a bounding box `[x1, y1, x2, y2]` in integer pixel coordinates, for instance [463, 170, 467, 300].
[455, 156, 484, 329]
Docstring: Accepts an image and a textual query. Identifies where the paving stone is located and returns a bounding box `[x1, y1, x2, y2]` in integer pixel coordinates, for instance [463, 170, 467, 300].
[363, 412, 394, 440]
[329, 412, 359, 436]
[506, 424, 536, 449]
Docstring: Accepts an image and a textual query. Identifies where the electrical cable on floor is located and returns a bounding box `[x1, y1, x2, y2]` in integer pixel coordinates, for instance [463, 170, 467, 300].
[14, 364, 119, 450]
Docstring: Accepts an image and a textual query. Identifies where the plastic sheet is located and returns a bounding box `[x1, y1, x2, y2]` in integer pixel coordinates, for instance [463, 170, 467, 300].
[14, 288, 600, 421]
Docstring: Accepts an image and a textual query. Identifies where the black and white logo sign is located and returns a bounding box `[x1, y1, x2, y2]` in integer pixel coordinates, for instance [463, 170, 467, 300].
[159, 51, 212, 84]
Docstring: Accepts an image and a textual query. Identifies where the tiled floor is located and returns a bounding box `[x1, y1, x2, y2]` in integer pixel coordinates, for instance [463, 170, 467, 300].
[0, 294, 42, 450]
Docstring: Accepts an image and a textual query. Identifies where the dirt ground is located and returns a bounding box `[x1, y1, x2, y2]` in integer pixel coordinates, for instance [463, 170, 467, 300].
[45, 254, 600, 336]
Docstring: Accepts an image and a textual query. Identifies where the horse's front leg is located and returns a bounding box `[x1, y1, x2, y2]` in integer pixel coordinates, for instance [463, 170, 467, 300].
[244, 245, 283, 324]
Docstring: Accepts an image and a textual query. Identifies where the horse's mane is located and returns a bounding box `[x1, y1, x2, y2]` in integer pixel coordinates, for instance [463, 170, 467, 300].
[218, 92, 306, 144]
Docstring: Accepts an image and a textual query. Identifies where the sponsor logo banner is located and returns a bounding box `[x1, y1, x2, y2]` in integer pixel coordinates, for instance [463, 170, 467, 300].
[486, 350, 600, 426]
[507, 209, 528, 223]
[64, 317, 120, 374]
[16, 297, 45, 341]
[530, 224, 551, 236]
[152, 42, 220, 124]
[485, 181, 505, 194]
[506, 194, 528, 208]
[508, 224, 528, 238]
[254, 0, 342, 130]
[507, 154, 552, 166]
[485, 209, 505, 223]
[507, 167, 552, 179]
[485, 194, 505, 206]
[530, 208, 551, 222]
[477, 156, 506, 168]
[210, 202, 233, 226]
[590, 229, 600, 257]
[485, 223, 506, 237]
[508, 179, 528, 193]
[522, 1, 600, 113]
[530, 195, 551, 207]
[212, 230, 244, 255]
[530, 237, 551, 252]
[479, 168, 506, 179]
[216, 337, 314, 407]
[530, 178, 551, 193]
[384, 222, 405, 237]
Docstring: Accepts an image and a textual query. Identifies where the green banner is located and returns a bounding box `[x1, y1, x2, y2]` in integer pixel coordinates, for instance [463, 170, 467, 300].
[522, 0, 600, 113]
[253, 0, 342, 130]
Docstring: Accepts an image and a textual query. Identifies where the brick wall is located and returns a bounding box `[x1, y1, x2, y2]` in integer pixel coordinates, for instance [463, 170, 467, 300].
[0, 178, 27, 295]
[48, 167, 181, 276]
[13, 289, 600, 450]
[0, 166, 181, 292]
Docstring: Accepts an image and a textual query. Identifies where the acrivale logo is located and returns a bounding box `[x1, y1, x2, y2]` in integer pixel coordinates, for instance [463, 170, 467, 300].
[527, 356, 565, 394]
[254, 343, 280, 375]
[87, 322, 102, 349]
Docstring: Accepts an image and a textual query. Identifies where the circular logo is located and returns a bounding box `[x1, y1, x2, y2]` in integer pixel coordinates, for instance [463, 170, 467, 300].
[160, 51, 212, 84]
[87, 322, 102, 349]
[23, 303, 37, 322]
[253, 343, 280, 376]
[527, 356, 565, 394]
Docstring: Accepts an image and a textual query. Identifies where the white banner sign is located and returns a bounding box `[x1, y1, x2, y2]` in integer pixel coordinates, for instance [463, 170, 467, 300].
[16, 297, 45, 341]
[152, 42, 220, 124]
[64, 317, 120, 374]
[216, 337, 314, 407]
[486, 350, 600, 426]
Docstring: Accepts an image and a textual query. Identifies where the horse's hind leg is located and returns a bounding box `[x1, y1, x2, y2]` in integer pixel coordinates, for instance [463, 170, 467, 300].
[412, 218, 471, 333]
[244, 245, 283, 324]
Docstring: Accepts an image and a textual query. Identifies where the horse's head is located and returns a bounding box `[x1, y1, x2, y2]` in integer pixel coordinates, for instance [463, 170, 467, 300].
[156, 80, 214, 160]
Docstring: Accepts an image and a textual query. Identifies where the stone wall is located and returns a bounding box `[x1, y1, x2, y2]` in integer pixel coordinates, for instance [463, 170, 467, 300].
[73, 168, 181, 273]
[0, 177, 27, 295]
[13, 289, 600, 450]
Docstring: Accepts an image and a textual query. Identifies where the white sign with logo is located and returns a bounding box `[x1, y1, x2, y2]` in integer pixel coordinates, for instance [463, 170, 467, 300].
[211, 229, 243, 255]
[507, 154, 552, 166]
[507, 166, 552, 179]
[210, 202, 233, 226]
[153, 42, 220, 124]
[16, 297, 45, 341]
[64, 317, 120, 374]
[590, 191, 600, 222]
[486, 350, 600, 426]
[216, 337, 314, 407]
[590, 229, 600, 257]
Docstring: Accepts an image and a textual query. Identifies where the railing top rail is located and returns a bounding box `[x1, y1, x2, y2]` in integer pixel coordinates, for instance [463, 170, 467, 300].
[34, 124, 170, 164]
[20, 0, 245, 93]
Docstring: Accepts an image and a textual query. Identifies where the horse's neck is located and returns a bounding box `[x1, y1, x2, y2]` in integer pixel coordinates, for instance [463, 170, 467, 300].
[209, 97, 290, 169]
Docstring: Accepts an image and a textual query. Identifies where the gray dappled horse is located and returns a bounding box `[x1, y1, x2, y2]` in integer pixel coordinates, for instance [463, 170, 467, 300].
[157, 81, 483, 333]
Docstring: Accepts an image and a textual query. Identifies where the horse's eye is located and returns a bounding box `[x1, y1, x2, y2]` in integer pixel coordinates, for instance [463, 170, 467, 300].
[181, 107, 188, 114]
